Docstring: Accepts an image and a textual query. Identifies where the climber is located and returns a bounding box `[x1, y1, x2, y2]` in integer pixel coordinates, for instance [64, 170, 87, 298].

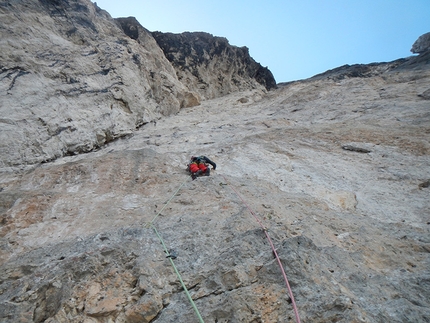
[188, 156, 216, 180]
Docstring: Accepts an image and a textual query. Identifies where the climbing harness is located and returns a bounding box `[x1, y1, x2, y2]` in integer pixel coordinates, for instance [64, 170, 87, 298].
[219, 174, 302, 323]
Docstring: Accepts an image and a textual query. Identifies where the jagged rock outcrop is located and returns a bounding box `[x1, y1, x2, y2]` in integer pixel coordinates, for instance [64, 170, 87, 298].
[307, 60, 407, 81]
[411, 32, 430, 54]
[114, 17, 201, 110]
[152, 31, 277, 99]
[0, 0, 272, 169]
[1, 4, 429, 322]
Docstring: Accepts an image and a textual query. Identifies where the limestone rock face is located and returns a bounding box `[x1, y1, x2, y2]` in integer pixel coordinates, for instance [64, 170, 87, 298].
[0, 0, 185, 167]
[308, 60, 407, 81]
[114, 17, 201, 110]
[1, 53, 429, 322]
[0, 0, 272, 168]
[152, 31, 277, 99]
[1, 2, 430, 323]
[411, 32, 430, 54]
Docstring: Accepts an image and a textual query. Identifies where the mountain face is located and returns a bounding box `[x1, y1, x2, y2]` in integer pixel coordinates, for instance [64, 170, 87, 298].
[0, 0, 273, 168]
[1, 1, 430, 323]
[151, 31, 277, 99]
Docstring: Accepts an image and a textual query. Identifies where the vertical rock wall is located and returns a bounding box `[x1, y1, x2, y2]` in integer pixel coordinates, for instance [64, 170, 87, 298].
[0, 0, 184, 167]
[152, 31, 277, 100]
[0, 0, 275, 168]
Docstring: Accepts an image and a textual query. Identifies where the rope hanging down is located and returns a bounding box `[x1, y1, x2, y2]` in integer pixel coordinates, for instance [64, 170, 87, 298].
[150, 224, 205, 323]
[145, 176, 190, 228]
[143, 176, 205, 322]
[219, 174, 301, 323]
[143, 170, 299, 322]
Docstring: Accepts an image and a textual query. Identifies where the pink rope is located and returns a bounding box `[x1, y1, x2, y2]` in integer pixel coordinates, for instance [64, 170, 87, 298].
[220, 174, 301, 323]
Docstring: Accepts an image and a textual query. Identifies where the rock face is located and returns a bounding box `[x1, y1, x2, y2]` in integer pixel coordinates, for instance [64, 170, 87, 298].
[114, 16, 202, 109]
[0, 0, 270, 168]
[308, 60, 408, 81]
[1, 4, 430, 323]
[0, 0, 183, 167]
[151, 31, 277, 99]
[411, 32, 430, 54]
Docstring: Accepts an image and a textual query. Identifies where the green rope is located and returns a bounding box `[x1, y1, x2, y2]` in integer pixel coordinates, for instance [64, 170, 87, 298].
[151, 224, 205, 323]
[143, 175, 204, 321]
[145, 176, 190, 228]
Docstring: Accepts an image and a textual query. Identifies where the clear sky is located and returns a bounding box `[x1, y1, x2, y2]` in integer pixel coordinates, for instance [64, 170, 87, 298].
[94, 0, 429, 83]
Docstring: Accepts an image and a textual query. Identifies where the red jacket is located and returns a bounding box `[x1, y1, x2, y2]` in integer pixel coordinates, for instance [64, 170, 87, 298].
[189, 162, 207, 173]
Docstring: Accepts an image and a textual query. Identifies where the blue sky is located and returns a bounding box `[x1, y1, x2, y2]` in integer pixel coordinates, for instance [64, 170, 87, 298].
[95, 0, 429, 83]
